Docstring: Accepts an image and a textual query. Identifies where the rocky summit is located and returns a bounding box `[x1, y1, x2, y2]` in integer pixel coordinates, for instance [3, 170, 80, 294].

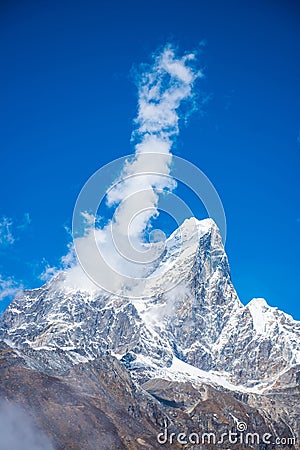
[0, 218, 299, 449]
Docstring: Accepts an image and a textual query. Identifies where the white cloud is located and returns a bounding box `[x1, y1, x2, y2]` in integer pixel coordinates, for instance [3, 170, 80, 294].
[0, 401, 54, 450]
[39, 265, 59, 282]
[142, 283, 190, 325]
[54, 45, 202, 295]
[60, 242, 77, 267]
[105, 45, 200, 240]
[0, 217, 15, 246]
[81, 211, 96, 227]
[39, 241, 77, 283]
[0, 213, 32, 247]
[0, 275, 23, 301]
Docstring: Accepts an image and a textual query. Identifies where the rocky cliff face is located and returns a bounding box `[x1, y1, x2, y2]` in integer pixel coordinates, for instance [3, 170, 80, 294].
[0, 218, 299, 449]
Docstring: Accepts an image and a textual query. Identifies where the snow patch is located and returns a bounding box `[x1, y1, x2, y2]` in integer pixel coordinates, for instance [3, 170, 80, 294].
[247, 298, 275, 335]
[157, 356, 263, 394]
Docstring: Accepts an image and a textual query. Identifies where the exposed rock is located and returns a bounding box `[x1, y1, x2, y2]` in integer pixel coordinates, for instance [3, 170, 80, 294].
[0, 218, 299, 449]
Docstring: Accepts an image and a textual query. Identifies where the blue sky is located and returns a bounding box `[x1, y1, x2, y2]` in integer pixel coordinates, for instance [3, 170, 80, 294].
[0, 0, 299, 318]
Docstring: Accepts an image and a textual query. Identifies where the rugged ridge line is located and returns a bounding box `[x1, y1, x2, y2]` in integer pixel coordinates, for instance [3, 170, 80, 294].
[0, 217, 299, 448]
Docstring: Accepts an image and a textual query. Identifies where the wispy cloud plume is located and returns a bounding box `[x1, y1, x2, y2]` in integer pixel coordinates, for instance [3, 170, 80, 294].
[0, 217, 15, 246]
[0, 213, 31, 247]
[0, 401, 54, 450]
[39, 242, 77, 283]
[107, 45, 201, 240]
[64, 44, 202, 293]
[39, 265, 59, 282]
[0, 275, 23, 302]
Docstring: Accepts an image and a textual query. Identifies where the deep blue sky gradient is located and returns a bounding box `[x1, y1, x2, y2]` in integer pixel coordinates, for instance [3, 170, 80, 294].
[0, 0, 299, 318]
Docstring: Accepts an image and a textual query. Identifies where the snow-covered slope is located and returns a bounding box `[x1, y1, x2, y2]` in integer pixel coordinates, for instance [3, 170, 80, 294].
[0, 217, 299, 393]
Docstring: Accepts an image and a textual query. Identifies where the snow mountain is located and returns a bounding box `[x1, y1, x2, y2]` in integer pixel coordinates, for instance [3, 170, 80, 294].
[1, 217, 299, 394]
[0, 218, 299, 449]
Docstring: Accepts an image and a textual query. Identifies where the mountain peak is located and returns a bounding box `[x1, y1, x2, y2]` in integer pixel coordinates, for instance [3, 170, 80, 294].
[179, 216, 216, 230]
[0, 216, 299, 395]
[170, 217, 217, 241]
[166, 217, 219, 255]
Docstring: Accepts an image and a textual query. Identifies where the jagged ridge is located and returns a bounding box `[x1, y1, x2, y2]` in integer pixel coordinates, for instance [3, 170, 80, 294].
[1, 217, 299, 392]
